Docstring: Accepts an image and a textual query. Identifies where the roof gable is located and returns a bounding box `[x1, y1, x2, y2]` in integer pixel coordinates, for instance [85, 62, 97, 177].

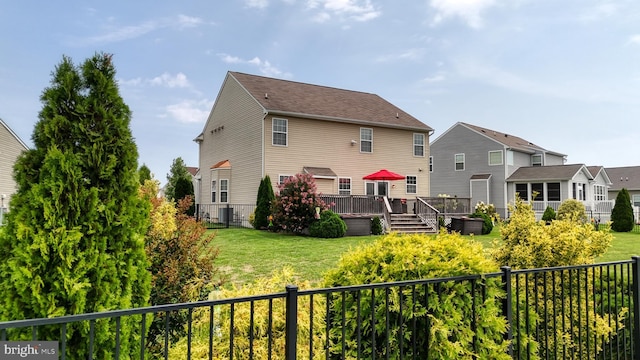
[0, 118, 29, 150]
[229, 72, 433, 132]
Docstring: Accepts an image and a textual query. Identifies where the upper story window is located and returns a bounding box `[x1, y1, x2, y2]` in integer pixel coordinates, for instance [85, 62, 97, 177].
[532, 154, 543, 167]
[413, 133, 425, 157]
[488, 150, 503, 166]
[360, 128, 373, 153]
[406, 176, 417, 194]
[455, 153, 465, 171]
[429, 156, 433, 172]
[272, 118, 288, 146]
[338, 177, 352, 195]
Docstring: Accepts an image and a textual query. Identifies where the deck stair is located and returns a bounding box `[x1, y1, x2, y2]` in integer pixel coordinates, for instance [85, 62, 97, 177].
[388, 213, 436, 234]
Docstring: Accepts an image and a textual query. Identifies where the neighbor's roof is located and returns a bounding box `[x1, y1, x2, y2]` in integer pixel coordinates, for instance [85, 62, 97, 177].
[458, 122, 566, 157]
[229, 71, 433, 132]
[186, 166, 199, 176]
[506, 164, 590, 182]
[605, 166, 640, 191]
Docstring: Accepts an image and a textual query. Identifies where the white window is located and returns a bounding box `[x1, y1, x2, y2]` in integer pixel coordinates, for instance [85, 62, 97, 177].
[279, 174, 293, 185]
[413, 133, 425, 157]
[406, 176, 417, 194]
[360, 128, 373, 153]
[220, 179, 229, 203]
[365, 182, 375, 195]
[211, 180, 217, 203]
[488, 150, 503, 166]
[338, 177, 352, 195]
[632, 194, 640, 207]
[272, 118, 288, 146]
[455, 153, 465, 171]
[506, 150, 514, 166]
[429, 156, 433, 172]
[532, 154, 543, 167]
[594, 185, 607, 201]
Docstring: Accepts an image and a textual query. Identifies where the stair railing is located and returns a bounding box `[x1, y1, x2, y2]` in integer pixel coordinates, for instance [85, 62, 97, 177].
[415, 197, 440, 231]
[382, 196, 392, 233]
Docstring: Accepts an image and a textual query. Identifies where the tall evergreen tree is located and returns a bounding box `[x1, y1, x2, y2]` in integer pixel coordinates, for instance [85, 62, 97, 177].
[165, 157, 191, 201]
[174, 176, 195, 216]
[254, 175, 275, 229]
[611, 188, 634, 232]
[0, 53, 151, 358]
[138, 163, 152, 185]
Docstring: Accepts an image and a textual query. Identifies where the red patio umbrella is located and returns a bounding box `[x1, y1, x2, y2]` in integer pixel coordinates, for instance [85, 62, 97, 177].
[362, 169, 405, 181]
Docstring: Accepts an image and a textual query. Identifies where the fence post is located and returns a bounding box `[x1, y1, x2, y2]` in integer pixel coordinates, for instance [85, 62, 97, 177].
[225, 203, 230, 228]
[501, 266, 514, 358]
[633, 256, 640, 360]
[285, 284, 298, 360]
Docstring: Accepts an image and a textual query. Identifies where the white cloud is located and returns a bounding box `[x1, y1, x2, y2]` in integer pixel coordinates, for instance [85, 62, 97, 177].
[245, 0, 269, 9]
[72, 14, 205, 45]
[429, 0, 497, 29]
[307, 0, 381, 22]
[578, 2, 618, 22]
[375, 48, 424, 62]
[150, 73, 191, 88]
[165, 99, 213, 124]
[218, 53, 292, 78]
[628, 34, 640, 45]
[422, 72, 446, 83]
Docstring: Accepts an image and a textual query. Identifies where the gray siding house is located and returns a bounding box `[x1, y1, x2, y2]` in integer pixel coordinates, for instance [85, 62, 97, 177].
[430, 122, 612, 219]
[0, 118, 29, 217]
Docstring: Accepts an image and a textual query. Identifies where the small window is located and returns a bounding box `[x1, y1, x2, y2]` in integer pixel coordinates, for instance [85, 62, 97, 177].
[532, 154, 542, 167]
[488, 150, 503, 166]
[632, 194, 640, 207]
[211, 180, 217, 203]
[594, 185, 606, 201]
[506, 150, 514, 166]
[272, 118, 288, 146]
[406, 176, 417, 194]
[365, 182, 375, 196]
[220, 179, 229, 203]
[279, 175, 293, 185]
[455, 153, 465, 171]
[515, 183, 528, 200]
[429, 156, 433, 172]
[360, 128, 373, 153]
[413, 133, 425, 157]
[338, 177, 352, 195]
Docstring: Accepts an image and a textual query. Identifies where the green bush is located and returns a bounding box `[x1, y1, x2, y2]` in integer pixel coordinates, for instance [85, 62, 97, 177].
[469, 211, 493, 234]
[556, 199, 587, 222]
[611, 188, 634, 232]
[541, 206, 556, 222]
[309, 210, 347, 238]
[323, 231, 510, 359]
[371, 215, 383, 235]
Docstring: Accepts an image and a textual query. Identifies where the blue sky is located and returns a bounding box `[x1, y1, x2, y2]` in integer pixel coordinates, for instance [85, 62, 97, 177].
[1, 0, 639, 184]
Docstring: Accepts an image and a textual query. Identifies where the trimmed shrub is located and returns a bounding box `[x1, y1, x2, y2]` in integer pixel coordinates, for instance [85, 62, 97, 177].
[254, 175, 275, 229]
[541, 205, 556, 223]
[556, 199, 587, 223]
[371, 215, 383, 235]
[611, 188, 634, 232]
[323, 231, 510, 359]
[309, 210, 347, 238]
[469, 211, 493, 234]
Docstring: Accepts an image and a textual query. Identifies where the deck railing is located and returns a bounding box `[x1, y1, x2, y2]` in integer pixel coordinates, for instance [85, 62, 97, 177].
[2, 258, 638, 359]
[320, 195, 384, 214]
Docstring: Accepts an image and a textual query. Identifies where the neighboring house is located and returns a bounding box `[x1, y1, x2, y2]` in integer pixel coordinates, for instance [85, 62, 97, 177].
[604, 166, 640, 217]
[430, 122, 612, 218]
[195, 71, 434, 213]
[0, 118, 29, 214]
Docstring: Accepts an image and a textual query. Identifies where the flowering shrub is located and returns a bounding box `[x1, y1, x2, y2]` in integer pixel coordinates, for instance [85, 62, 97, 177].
[271, 173, 328, 234]
[474, 201, 499, 222]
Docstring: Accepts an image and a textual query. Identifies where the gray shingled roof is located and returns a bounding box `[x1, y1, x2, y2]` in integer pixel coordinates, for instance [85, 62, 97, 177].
[461, 122, 565, 156]
[506, 164, 590, 182]
[605, 166, 640, 191]
[230, 72, 433, 132]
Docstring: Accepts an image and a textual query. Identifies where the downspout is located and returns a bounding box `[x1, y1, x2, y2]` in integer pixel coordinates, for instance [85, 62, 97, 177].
[262, 111, 267, 178]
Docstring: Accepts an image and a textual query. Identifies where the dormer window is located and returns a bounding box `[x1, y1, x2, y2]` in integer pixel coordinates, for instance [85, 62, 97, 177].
[531, 154, 542, 167]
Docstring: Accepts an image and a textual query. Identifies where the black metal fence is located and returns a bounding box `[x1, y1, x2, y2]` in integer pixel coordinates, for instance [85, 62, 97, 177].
[195, 204, 256, 229]
[1, 258, 639, 359]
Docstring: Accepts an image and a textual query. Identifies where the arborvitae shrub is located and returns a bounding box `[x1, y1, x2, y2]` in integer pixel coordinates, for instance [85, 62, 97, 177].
[323, 231, 510, 359]
[371, 215, 383, 235]
[469, 211, 493, 234]
[611, 188, 634, 232]
[254, 175, 275, 229]
[541, 206, 556, 223]
[309, 210, 347, 238]
[556, 198, 587, 222]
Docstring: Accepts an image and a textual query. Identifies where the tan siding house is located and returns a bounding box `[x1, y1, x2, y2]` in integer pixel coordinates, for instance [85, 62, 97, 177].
[196, 72, 434, 208]
[0, 119, 29, 211]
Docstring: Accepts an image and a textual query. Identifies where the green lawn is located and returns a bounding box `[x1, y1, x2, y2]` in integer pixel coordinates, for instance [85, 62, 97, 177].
[211, 227, 639, 288]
